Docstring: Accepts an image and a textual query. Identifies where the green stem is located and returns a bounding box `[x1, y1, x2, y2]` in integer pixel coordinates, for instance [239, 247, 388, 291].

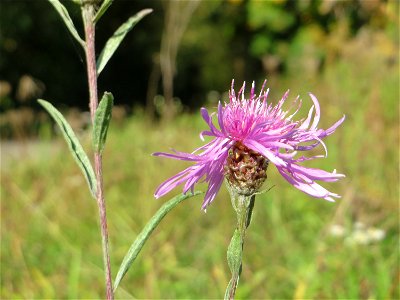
[82, 4, 113, 300]
[225, 183, 255, 300]
[237, 194, 255, 239]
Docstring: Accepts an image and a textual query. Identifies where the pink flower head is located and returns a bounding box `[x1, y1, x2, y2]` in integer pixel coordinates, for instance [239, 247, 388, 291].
[154, 80, 345, 210]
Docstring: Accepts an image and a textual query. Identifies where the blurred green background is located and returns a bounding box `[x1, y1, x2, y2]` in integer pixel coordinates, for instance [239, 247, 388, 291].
[1, 0, 399, 299]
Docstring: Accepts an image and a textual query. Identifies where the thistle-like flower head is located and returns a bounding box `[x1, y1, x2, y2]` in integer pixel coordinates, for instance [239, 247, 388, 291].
[154, 80, 345, 210]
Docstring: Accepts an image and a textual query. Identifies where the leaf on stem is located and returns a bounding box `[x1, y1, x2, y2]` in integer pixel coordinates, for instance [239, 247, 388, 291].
[47, 0, 85, 48]
[224, 229, 243, 300]
[93, 92, 113, 153]
[113, 191, 202, 291]
[227, 229, 242, 274]
[93, 0, 113, 24]
[38, 99, 97, 198]
[96, 8, 153, 76]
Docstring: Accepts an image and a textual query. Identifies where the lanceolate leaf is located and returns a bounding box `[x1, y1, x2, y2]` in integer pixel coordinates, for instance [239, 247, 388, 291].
[226, 229, 242, 275]
[47, 0, 85, 48]
[224, 229, 243, 300]
[93, 92, 113, 153]
[113, 191, 202, 291]
[93, 0, 113, 24]
[96, 9, 153, 76]
[38, 99, 97, 198]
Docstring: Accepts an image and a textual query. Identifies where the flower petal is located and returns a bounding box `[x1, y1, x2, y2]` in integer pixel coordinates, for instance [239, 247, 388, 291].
[289, 163, 345, 182]
[277, 166, 341, 201]
[244, 139, 287, 167]
[308, 93, 321, 130]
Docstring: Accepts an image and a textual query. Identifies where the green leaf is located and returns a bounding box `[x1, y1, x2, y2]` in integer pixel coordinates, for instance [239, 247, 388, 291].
[47, 0, 85, 48]
[113, 191, 202, 291]
[38, 99, 97, 198]
[93, 0, 113, 24]
[224, 229, 243, 300]
[93, 92, 113, 153]
[96, 9, 153, 76]
[227, 229, 242, 274]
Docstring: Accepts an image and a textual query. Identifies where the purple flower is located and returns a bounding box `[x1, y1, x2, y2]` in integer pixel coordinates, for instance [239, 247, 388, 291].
[154, 80, 345, 210]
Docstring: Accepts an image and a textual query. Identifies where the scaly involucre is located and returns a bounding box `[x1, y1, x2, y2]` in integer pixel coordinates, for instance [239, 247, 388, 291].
[154, 80, 345, 210]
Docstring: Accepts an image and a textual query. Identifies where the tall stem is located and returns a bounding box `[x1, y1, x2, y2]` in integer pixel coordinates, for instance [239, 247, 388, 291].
[225, 183, 255, 300]
[82, 4, 114, 300]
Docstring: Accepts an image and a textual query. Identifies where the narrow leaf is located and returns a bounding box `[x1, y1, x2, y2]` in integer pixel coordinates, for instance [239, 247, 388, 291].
[227, 229, 242, 274]
[38, 99, 97, 198]
[224, 229, 243, 299]
[48, 0, 85, 48]
[113, 191, 202, 291]
[93, 0, 113, 24]
[96, 9, 153, 76]
[93, 92, 113, 153]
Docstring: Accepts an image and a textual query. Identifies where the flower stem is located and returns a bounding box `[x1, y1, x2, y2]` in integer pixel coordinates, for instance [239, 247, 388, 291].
[225, 183, 255, 300]
[82, 4, 113, 300]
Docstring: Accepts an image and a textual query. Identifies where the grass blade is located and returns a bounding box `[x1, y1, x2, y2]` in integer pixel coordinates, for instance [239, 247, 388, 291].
[93, 0, 113, 24]
[48, 0, 85, 48]
[38, 99, 97, 198]
[96, 9, 153, 76]
[93, 92, 113, 153]
[113, 191, 202, 291]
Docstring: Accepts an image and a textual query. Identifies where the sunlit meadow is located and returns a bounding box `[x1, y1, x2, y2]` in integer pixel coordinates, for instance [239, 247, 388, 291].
[2, 53, 398, 298]
[1, 1, 399, 298]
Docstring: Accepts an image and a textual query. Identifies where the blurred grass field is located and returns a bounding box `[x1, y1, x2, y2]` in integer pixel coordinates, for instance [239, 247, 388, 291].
[1, 32, 399, 300]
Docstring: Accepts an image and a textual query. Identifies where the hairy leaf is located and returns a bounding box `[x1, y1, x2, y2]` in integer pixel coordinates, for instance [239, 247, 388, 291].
[93, 0, 113, 24]
[224, 229, 243, 299]
[38, 99, 97, 198]
[93, 92, 113, 153]
[96, 9, 153, 76]
[113, 191, 202, 291]
[227, 229, 242, 274]
[47, 0, 85, 48]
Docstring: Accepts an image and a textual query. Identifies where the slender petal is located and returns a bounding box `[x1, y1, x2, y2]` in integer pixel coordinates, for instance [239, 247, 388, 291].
[154, 80, 345, 210]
